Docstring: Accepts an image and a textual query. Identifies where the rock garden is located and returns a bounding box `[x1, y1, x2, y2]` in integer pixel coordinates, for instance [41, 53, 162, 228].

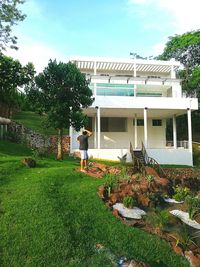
[86, 162, 200, 267]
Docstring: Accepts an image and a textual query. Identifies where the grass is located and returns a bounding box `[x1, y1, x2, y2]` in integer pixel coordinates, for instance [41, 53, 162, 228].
[0, 140, 190, 267]
[12, 111, 68, 136]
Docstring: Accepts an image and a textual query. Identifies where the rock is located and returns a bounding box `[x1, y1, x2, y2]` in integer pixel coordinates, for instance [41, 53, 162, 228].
[113, 203, 146, 219]
[185, 251, 200, 267]
[112, 209, 120, 218]
[109, 194, 118, 204]
[21, 158, 36, 168]
[97, 186, 105, 198]
[170, 210, 200, 230]
[164, 198, 184, 204]
[128, 259, 150, 267]
[171, 241, 183, 255]
[94, 163, 107, 172]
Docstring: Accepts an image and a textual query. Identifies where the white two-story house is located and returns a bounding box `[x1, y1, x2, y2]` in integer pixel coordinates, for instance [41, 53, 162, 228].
[69, 56, 198, 166]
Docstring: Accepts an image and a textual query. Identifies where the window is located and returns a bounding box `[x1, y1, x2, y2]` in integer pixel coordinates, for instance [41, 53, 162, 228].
[101, 117, 127, 132]
[152, 119, 162, 126]
[133, 119, 144, 126]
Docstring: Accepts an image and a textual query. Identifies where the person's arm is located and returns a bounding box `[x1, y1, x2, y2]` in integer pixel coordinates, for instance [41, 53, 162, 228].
[85, 129, 92, 136]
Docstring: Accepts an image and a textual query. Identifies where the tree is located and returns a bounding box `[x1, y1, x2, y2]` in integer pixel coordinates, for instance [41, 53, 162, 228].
[158, 30, 200, 141]
[0, 0, 26, 51]
[26, 60, 94, 160]
[0, 53, 35, 117]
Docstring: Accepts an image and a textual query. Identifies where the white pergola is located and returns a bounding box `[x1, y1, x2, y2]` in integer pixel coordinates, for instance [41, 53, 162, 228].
[70, 56, 181, 78]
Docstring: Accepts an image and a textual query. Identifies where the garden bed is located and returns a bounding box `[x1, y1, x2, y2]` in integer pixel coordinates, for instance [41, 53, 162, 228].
[87, 162, 200, 266]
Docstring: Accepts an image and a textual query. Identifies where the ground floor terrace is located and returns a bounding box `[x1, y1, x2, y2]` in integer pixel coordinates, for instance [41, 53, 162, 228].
[70, 107, 194, 166]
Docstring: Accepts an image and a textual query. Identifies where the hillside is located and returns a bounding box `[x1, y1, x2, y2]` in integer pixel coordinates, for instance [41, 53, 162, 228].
[12, 111, 68, 136]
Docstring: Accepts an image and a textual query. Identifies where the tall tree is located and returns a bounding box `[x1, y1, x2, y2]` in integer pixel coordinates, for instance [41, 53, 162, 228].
[0, 0, 26, 51]
[158, 30, 200, 98]
[158, 30, 200, 141]
[26, 60, 94, 160]
[0, 53, 35, 117]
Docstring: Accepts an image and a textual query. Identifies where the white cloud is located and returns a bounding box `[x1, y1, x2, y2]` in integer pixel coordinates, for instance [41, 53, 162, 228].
[6, 37, 67, 73]
[128, 0, 200, 33]
[152, 42, 166, 55]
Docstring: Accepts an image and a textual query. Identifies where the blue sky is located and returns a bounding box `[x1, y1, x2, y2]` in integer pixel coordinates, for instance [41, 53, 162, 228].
[7, 0, 200, 72]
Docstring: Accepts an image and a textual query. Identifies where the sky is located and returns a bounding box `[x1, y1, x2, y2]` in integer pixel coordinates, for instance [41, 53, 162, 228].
[6, 0, 200, 72]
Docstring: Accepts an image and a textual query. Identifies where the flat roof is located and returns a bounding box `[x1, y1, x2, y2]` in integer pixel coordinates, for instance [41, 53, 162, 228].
[69, 56, 181, 73]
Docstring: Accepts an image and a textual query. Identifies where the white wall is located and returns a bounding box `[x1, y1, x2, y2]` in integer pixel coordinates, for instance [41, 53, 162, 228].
[147, 148, 193, 166]
[72, 118, 166, 150]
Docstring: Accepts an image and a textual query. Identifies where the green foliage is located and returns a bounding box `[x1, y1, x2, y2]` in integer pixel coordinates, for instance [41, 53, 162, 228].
[118, 169, 130, 182]
[170, 225, 197, 251]
[104, 173, 118, 197]
[26, 60, 94, 159]
[148, 192, 165, 208]
[145, 210, 171, 230]
[122, 196, 137, 208]
[193, 144, 200, 166]
[0, 140, 190, 267]
[172, 186, 191, 201]
[13, 111, 65, 135]
[158, 30, 200, 67]
[185, 196, 200, 220]
[0, 0, 26, 50]
[0, 54, 35, 117]
[145, 174, 155, 183]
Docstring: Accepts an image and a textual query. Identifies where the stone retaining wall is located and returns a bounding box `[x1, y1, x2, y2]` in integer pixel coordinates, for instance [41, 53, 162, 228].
[7, 121, 70, 153]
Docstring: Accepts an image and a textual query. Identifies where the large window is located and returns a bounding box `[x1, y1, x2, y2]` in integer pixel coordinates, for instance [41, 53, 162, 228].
[90, 83, 134, 96]
[101, 117, 127, 132]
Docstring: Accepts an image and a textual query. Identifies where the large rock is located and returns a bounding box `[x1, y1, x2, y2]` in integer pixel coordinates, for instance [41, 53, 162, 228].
[113, 203, 146, 219]
[22, 158, 36, 168]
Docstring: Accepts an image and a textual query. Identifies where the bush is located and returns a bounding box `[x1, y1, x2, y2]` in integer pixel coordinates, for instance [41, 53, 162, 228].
[185, 195, 200, 219]
[104, 173, 118, 197]
[172, 186, 191, 201]
[193, 144, 200, 166]
[122, 196, 137, 208]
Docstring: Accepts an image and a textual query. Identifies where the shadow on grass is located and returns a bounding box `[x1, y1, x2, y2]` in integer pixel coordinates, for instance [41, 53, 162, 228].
[0, 141, 31, 157]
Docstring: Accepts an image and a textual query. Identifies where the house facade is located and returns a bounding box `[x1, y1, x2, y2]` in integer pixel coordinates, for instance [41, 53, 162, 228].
[69, 56, 198, 166]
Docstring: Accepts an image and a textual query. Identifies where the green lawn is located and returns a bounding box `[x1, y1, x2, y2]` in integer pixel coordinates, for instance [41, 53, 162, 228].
[0, 141, 189, 267]
[12, 111, 68, 136]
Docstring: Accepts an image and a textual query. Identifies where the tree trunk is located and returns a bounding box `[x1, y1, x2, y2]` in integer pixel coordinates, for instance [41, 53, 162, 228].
[57, 128, 63, 160]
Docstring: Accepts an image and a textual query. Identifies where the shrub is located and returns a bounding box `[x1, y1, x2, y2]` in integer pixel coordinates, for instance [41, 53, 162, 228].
[118, 169, 130, 182]
[104, 173, 118, 197]
[185, 195, 200, 219]
[145, 174, 155, 183]
[145, 210, 171, 230]
[193, 144, 200, 166]
[172, 186, 191, 201]
[122, 196, 137, 208]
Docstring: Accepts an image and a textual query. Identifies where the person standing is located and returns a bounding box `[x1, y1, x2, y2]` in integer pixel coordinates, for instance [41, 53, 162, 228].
[77, 129, 92, 172]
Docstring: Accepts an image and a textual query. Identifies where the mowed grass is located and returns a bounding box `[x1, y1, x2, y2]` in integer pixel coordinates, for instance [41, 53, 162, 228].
[0, 141, 189, 267]
[12, 111, 68, 135]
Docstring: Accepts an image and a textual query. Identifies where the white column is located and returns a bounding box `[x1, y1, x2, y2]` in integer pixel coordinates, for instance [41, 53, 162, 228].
[134, 114, 137, 149]
[94, 116, 97, 148]
[134, 58, 136, 77]
[97, 107, 101, 149]
[93, 61, 97, 96]
[171, 65, 176, 79]
[144, 108, 148, 148]
[187, 108, 192, 151]
[173, 115, 177, 149]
